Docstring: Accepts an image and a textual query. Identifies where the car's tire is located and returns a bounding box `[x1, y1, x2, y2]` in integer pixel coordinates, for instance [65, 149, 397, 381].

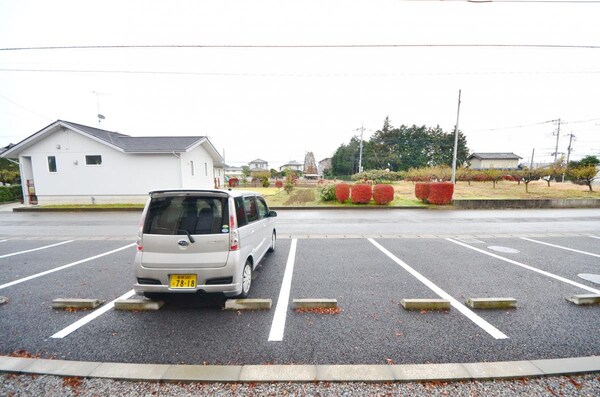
[238, 260, 252, 298]
[268, 230, 276, 253]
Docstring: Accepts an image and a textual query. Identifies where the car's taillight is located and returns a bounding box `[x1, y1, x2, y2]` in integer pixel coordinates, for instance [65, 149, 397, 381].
[229, 214, 239, 251]
[136, 226, 143, 251]
[229, 230, 239, 251]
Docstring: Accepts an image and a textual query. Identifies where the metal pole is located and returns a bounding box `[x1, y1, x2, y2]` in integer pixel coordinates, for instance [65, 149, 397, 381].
[553, 118, 561, 167]
[451, 89, 462, 184]
[562, 132, 574, 182]
[358, 124, 364, 173]
[530, 148, 535, 168]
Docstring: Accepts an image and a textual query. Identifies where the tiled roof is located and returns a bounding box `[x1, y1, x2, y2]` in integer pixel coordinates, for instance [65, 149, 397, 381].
[469, 152, 522, 160]
[62, 121, 205, 152]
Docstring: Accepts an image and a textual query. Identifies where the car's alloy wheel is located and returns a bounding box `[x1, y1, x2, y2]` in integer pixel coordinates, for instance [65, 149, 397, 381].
[239, 261, 252, 298]
[268, 231, 276, 252]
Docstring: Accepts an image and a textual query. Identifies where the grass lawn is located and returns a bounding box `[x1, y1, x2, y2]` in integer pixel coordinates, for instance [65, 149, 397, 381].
[31, 181, 597, 209]
[234, 180, 599, 207]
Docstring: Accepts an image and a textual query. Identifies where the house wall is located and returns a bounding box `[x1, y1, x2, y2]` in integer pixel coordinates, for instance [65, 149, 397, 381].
[180, 145, 217, 189]
[18, 127, 180, 204]
[470, 158, 519, 169]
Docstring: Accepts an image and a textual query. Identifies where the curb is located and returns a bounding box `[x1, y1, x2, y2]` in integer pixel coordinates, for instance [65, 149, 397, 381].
[1, 356, 599, 383]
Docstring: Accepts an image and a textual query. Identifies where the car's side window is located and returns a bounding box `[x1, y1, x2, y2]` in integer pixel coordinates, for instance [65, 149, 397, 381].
[234, 197, 248, 227]
[257, 197, 269, 219]
[243, 196, 258, 223]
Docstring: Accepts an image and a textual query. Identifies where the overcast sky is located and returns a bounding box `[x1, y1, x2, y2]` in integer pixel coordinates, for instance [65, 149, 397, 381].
[1, 0, 599, 169]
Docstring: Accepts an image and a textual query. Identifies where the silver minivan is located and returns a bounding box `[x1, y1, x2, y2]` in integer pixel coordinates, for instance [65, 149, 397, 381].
[133, 189, 277, 298]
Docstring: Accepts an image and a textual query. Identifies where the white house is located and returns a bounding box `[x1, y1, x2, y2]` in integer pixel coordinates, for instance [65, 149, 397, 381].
[468, 153, 522, 170]
[248, 158, 269, 172]
[279, 160, 303, 172]
[1, 120, 225, 205]
[225, 165, 245, 179]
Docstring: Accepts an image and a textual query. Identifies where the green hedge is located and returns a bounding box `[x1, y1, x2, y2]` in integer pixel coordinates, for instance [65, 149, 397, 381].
[0, 185, 22, 202]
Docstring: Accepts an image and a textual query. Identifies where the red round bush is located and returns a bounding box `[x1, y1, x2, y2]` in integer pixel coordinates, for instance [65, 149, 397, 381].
[275, 180, 283, 188]
[372, 184, 395, 205]
[228, 178, 239, 187]
[351, 183, 372, 204]
[427, 182, 454, 205]
[415, 182, 431, 201]
[335, 183, 350, 203]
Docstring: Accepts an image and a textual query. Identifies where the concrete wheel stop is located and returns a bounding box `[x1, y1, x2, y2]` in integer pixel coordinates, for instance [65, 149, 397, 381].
[224, 299, 272, 310]
[466, 297, 517, 309]
[566, 294, 600, 305]
[401, 299, 450, 311]
[114, 299, 164, 311]
[292, 299, 338, 309]
[51, 298, 103, 310]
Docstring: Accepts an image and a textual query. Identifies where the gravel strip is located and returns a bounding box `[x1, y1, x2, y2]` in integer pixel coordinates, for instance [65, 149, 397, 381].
[1, 373, 599, 396]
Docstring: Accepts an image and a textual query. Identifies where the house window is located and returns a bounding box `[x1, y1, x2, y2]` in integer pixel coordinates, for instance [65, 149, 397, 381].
[48, 156, 57, 173]
[85, 155, 102, 165]
[190, 161, 195, 176]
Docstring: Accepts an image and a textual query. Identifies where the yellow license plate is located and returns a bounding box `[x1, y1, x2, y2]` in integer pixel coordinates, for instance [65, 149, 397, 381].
[169, 274, 197, 289]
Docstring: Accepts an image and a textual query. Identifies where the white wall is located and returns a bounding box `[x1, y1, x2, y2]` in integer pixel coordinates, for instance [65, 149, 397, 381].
[470, 158, 519, 169]
[19, 127, 182, 204]
[180, 144, 215, 188]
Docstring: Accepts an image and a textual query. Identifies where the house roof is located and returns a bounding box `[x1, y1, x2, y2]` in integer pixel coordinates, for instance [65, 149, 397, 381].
[2, 120, 225, 166]
[60, 121, 204, 153]
[281, 160, 302, 167]
[249, 158, 268, 164]
[468, 152, 522, 160]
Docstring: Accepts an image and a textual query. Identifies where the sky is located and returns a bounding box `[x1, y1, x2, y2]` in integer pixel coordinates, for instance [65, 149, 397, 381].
[0, 0, 599, 170]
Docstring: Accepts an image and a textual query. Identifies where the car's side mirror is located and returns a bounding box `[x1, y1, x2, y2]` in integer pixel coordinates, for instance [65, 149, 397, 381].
[268, 210, 278, 217]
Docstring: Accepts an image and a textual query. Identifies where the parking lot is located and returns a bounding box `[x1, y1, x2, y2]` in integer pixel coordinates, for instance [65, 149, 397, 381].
[0, 209, 599, 366]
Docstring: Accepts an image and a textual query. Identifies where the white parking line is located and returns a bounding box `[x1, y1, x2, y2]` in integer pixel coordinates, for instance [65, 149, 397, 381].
[0, 243, 136, 290]
[520, 237, 600, 258]
[368, 239, 508, 340]
[446, 238, 600, 295]
[268, 238, 298, 342]
[0, 239, 7, 243]
[0, 240, 73, 259]
[51, 289, 136, 339]
[588, 235, 600, 240]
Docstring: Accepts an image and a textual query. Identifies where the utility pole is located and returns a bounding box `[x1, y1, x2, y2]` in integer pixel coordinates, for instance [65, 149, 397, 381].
[530, 148, 535, 169]
[553, 118, 561, 167]
[357, 124, 365, 173]
[451, 89, 462, 184]
[562, 132, 575, 182]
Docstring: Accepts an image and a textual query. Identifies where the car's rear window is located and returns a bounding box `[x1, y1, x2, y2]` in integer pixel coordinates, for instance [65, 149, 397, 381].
[144, 195, 228, 235]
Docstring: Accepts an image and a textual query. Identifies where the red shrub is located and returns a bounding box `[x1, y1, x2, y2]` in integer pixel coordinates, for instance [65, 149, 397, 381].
[351, 184, 372, 204]
[372, 184, 395, 205]
[335, 183, 350, 203]
[415, 182, 431, 202]
[427, 182, 454, 205]
[275, 180, 283, 188]
[228, 178, 239, 187]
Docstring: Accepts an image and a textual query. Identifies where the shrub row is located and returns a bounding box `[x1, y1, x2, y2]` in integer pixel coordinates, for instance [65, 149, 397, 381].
[415, 182, 454, 205]
[0, 185, 22, 202]
[330, 183, 395, 205]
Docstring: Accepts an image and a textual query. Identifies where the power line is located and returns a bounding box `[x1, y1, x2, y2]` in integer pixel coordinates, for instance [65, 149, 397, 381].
[0, 67, 599, 78]
[1, 43, 600, 52]
[0, 93, 53, 122]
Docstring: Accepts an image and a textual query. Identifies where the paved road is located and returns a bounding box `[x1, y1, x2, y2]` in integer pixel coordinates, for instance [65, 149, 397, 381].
[1, 207, 599, 238]
[0, 208, 599, 366]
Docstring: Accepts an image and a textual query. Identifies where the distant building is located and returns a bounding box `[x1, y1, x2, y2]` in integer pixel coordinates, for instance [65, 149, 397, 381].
[248, 158, 269, 172]
[225, 165, 244, 179]
[279, 160, 303, 172]
[468, 153, 522, 170]
[318, 158, 332, 178]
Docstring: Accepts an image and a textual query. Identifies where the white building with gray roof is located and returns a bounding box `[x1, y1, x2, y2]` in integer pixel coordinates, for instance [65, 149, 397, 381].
[1, 120, 225, 205]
